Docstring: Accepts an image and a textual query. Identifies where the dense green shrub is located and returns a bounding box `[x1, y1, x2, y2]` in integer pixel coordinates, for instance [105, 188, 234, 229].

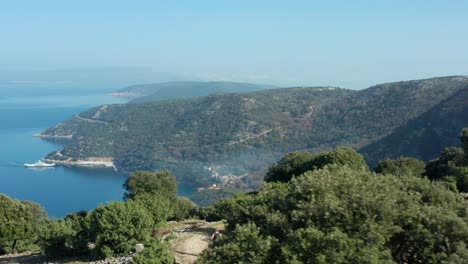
[309, 147, 369, 172]
[265, 147, 368, 183]
[264, 152, 315, 183]
[461, 128, 468, 154]
[132, 237, 174, 264]
[170, 197, 198, 221]
[199, 165, 468, 263]
[197, 222, 275, 264]
[39, 219, 73, 258]
[38, 211, 90, 258]
[426, 129, 468, 191]
[0, 195, 40, 254]
[123, 170, 177, 202]
[374, 156, 426, 177]
[123, 170, 179, 225]
[88, 201, 154, 258]
[133, 193, 173, 227]
[64, 211, 90, 255]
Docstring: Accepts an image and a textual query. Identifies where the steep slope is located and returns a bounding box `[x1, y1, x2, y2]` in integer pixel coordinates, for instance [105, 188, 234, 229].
[359, 86, 468, 167]
[39, 76, 468, 187]
[111, 81, 275, 102]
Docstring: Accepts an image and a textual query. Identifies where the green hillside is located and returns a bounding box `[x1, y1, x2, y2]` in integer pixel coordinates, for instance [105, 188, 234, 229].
[360, 86, 468, 167]
[40, 76, 468, 189]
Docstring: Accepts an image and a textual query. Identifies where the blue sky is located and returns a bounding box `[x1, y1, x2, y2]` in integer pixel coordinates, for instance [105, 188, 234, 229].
[1, 0, 467, 88]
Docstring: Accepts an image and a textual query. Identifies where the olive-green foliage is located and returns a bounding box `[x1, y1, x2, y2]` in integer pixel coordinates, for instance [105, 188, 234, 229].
[200, 165, 468, 263]
[265, 147, 368, 183]
[64, 211, 90, 255]
[461, 128, 468, 154]
[264, 152, 315, 183]
[309, 147, 369, 172]
[123, 170, 177, 202]
[39, 219, 74, 258]
[170, 197, 198, 221]
[133, 193, 173, 227]
[0, 194, 38, 254]
[38, 211, 91, 258]
[88, 201, 153, 258]
[132, 237, 174, 264]
[374, 157, 426, 177]
[425, 129, 468, 192]
[16, 200, 47, 253]
[123, 170, 178, 225]
[21, 200, 48, 225]
[426, 148, 465, 177]
[197, 222, 275, 264]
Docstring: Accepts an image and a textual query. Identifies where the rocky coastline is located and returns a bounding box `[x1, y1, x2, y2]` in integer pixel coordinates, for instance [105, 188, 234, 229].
[43, 151, 117, 171]
[33, 133, 73, 139]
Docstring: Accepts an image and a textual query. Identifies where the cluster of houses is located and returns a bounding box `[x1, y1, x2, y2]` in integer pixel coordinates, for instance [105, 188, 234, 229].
[196, 165, 246, 192]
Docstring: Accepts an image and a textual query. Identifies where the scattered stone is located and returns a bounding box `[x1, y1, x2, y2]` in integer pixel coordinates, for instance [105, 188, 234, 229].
[135, 243, 144, 253]
[87, 242, 96, 250]
[88, 255, 133, 264]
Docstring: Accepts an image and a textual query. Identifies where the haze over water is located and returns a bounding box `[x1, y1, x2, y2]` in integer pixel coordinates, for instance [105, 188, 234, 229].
[0, 87, 193, 217]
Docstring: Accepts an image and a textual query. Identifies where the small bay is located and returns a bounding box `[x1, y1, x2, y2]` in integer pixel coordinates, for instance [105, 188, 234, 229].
[0, 87, 195, 217]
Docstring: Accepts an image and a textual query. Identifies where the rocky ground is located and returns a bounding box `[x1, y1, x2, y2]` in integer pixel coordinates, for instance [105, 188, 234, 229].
[170, 221, 224, 264]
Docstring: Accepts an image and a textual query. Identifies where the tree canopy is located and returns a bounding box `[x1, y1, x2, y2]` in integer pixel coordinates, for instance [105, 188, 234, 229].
[88, 201, 154, 258]
[199, 165, 468, 263]
[123, 170, 177, 202]
[265, 147, 368, 183]
[0, 195, 43, 254]
[461, 128, 468, 154]
[374, 156, 426, 177]
[425, 129, 468, 191]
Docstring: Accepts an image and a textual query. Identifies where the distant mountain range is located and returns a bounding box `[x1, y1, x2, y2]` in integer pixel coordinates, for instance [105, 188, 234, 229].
[39, 76, 468, 188]
[112, 81, 276, 103]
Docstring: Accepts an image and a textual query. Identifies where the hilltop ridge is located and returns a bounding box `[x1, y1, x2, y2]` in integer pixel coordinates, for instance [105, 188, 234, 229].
[112, 81, 276, 103]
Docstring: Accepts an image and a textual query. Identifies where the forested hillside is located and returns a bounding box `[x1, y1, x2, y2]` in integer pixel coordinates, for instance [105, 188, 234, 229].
[39, 76, 468, 190]
[361, 86, 468, 167]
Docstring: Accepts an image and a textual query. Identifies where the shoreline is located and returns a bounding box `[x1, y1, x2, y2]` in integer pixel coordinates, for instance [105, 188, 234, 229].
[33, 133, 73, 139]
[43, 157, 117, 171]
[110, 92, 141, 97]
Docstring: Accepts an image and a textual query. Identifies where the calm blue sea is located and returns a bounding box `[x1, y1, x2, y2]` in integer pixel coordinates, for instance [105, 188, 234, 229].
[0, 87, 194, 217]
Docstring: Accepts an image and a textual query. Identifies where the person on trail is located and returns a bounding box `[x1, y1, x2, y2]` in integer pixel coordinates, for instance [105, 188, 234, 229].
[210, 229, 222, 245]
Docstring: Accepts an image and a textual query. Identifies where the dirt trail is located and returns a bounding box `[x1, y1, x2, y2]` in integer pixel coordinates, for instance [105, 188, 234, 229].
[171, 222, 224, 264]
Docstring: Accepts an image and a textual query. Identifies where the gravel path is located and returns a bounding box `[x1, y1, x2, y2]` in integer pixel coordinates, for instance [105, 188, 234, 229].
[171, 222, 224, 264]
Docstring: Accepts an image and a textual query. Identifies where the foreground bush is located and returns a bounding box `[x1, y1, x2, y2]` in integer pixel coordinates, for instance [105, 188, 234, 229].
[0, 195, 45, 254]
[374, 156, 426, 177]
[88, 201, 153, 258]
[39, 219, 75, 258]
[132, 237, 174, 264]
[199, 165, 468, 263]
[170, 197, 198, 221]
[265, 147, 368, 183]
[426, 128, 468, 192]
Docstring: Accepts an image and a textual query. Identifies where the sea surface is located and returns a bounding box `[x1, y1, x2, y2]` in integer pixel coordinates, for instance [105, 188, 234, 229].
[0, 87, 194, 217]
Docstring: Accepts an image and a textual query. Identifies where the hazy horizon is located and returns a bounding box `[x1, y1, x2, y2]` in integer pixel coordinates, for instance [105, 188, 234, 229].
[1, 1, 468, 90]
